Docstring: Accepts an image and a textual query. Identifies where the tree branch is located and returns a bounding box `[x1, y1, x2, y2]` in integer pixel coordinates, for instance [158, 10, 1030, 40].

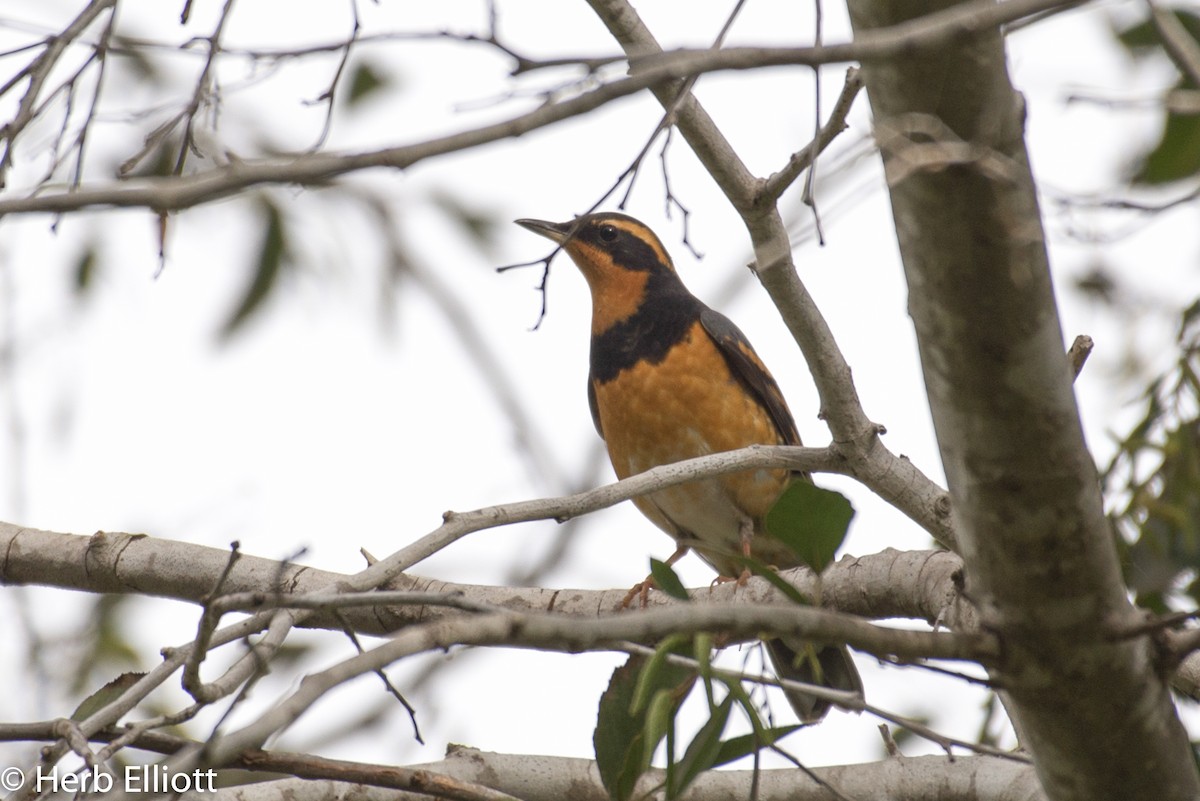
[0, 730, 1047, 801]
[0, 0, 1079, 222]
[0, 520, 978, 637]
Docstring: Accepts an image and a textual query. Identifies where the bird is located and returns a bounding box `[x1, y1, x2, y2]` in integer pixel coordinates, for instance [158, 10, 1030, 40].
[515, 211, 862, 723]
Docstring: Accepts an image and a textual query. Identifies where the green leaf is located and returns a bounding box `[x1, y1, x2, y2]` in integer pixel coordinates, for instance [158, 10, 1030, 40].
[1116, 9, 1200, 54]
[1134, 103, 1200, 185]
[595, 648, 695, 801]
[1114, 10, 1200, 184]
[71, 672, 146, 721]
[764, 482, 855, 573]
[220, 198, 288, 340]
[737, 553, 810, 606]
[643, 689, 677, 768]
[649, 558, 689, 601]
[669, 695, 732, 798]
[73, 245, 99, 295]
[631, 634, 693, 714]
[346, 62, 389, 108]
[711, 724, 802, 768]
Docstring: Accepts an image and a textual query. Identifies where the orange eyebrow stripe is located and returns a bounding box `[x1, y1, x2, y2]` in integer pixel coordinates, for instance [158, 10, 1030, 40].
[606, 217, 673, 272]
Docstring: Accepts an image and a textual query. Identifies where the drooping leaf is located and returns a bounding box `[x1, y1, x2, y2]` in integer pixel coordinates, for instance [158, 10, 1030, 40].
[711, 724, 802, 769]
[668, 695, 732, 798]
[764, 482, 855, 573]
[631, 634, 694, 714]
[220, 198, 288, 340]
[595, 645, 695, 801]
[649, 557, 689, 601]
[735, 553, 810, 606]
[71, 672, 146, 721]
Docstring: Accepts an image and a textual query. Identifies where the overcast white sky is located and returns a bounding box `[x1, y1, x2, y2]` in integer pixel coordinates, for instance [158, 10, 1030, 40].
[1, 0, 1198, 777]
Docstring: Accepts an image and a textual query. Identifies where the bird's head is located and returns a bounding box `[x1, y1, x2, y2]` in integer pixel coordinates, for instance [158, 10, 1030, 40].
[516, 212, 679, 332]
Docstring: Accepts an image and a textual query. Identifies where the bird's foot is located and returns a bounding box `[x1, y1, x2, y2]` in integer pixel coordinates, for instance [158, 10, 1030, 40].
[621, 576, 656, 609]
[709, 568, 752, 590]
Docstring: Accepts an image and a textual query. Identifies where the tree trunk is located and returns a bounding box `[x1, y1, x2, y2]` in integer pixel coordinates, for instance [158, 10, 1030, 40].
[845, 1, 1200, 799]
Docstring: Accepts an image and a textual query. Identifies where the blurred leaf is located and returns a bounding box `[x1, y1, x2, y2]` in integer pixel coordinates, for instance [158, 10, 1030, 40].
[111, 36, 163, 84]
[1105, 306, 1200, 608]
[346, 61, 389, 108]
[669, 695, 732, 798]
[121, 134, 181, 178]
[649, 558, 689, 601]
[764, 482, 855, 573]
[1134, 104, 1200, 185]
[70, 594, 141, 693]
[1073, 263, 1118, 305]
[220, 198, 289, 340]
[430, 191, 501, 254]
[1117, 9, 1200, 53]
[73, 245, 99, 296]
[1115, 10, 1200, 184]
[891, 715, 932, 749]
[1125, 422, 1200, 596]
[595, 644, 695, 801]
[71, 672, 145, 721]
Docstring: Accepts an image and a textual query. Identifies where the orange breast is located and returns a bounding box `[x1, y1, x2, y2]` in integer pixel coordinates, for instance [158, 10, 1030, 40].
[591, 320, 795, 572]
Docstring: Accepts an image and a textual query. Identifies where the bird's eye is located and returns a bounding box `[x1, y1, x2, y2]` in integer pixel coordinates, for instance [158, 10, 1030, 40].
[598, 225, 618, 242]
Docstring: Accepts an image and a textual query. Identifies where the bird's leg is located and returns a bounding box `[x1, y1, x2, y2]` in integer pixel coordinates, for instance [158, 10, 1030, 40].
[736, 515, 754, 586]
[708, 516, 757, 590]
[622, 544, 689, 608]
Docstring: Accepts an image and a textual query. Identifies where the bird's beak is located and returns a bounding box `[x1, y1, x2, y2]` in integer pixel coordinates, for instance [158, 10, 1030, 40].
[515, 218, 572, 244]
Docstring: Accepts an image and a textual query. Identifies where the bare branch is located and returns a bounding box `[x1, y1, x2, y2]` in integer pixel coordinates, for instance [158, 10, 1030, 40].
[0, 0, 1081, 221]
[0, 0, 117, 186]
[759, 66, 864, 204]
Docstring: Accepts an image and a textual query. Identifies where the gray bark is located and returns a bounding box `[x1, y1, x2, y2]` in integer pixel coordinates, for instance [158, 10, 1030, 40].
[845, 0, 1200, 798]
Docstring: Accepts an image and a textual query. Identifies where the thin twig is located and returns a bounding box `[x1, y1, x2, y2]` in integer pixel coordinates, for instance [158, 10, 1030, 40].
[760, 67, 864, 204]
[183, 542, 244, 701]
[0, 0, 117, 187]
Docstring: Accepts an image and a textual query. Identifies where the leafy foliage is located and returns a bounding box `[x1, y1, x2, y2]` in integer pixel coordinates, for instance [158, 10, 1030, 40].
[1116, 9, 1200, 184]
[593, 635, 807, 801]
[594, 637, 696, 801]
[1105, 301, 1200, 612]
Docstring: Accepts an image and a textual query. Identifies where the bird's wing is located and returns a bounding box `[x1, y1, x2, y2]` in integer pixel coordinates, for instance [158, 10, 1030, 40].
[699, 307, 802, 447]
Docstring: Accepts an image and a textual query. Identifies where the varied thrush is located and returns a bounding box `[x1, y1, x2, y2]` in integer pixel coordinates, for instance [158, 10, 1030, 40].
[516, 212, 862, 723]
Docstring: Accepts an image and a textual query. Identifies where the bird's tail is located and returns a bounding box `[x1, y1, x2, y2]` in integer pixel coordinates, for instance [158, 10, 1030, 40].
[765, 639, 863, 724]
